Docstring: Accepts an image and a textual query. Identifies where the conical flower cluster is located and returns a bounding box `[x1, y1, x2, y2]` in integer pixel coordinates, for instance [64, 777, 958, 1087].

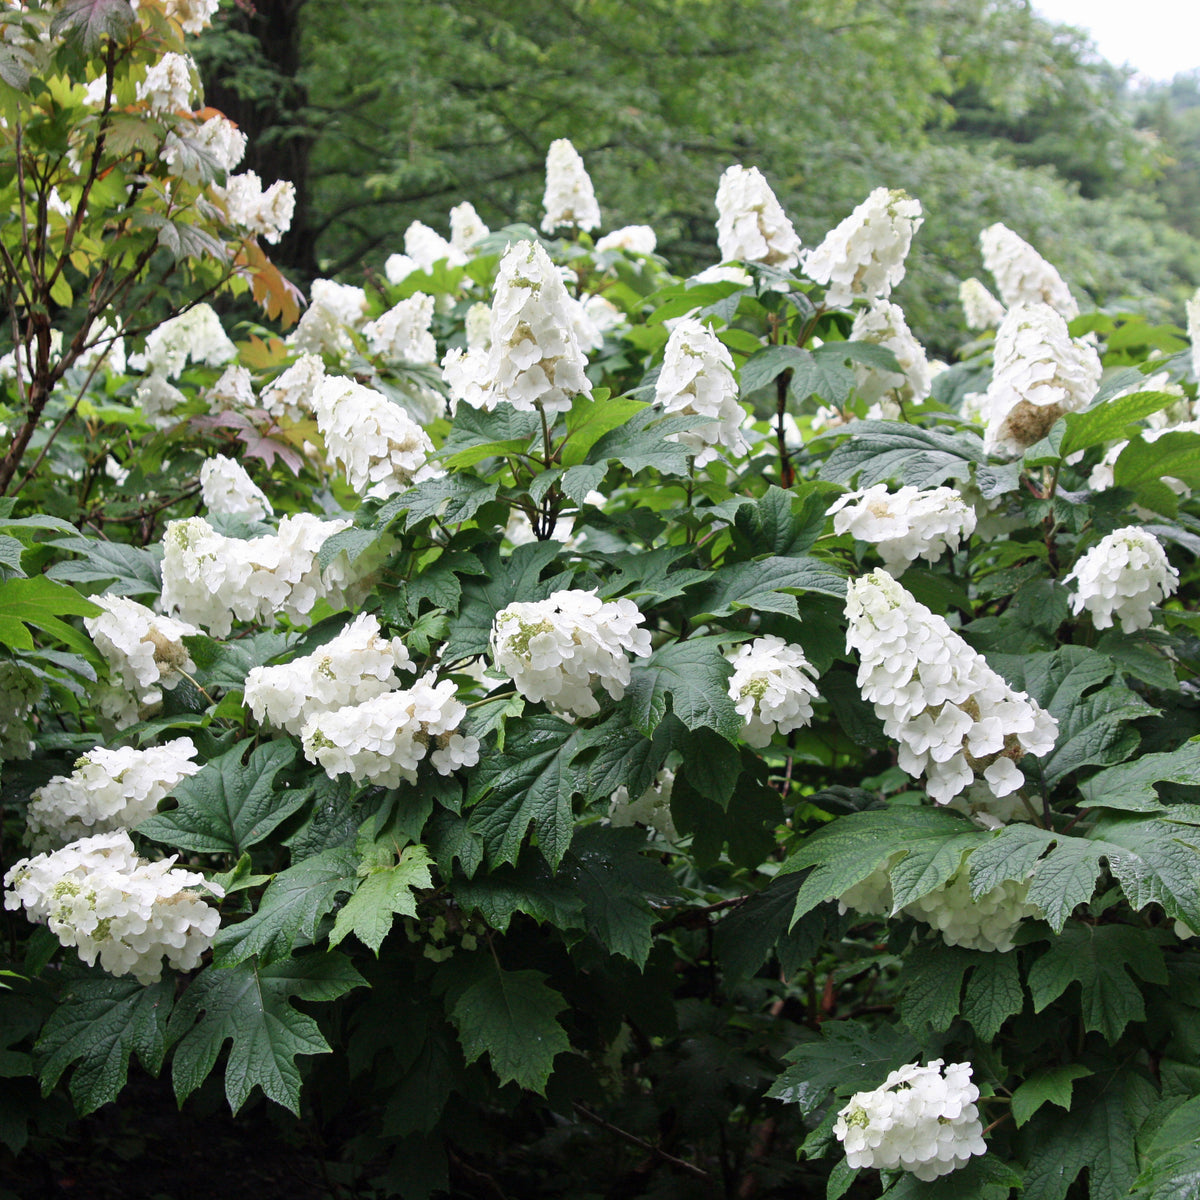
[828, 485, 976, 575]
[245, 613, 414, 736]
[25, 737, 201, 851]
[490, 589, 651, 718]
[541, 139, 601, 233]
[200, 455, 273, 520]
[1064, 527, 1179, 633]
[4, 830, 223, 984]
[803, 187, 923, 308]
[726, 636, 819, 748]
[959, 277, 1005, 331]
[848, 299, 931, 406]
[846, 570, 1057, 803]
[980, 223, 1078, 319]
[982, 302, 1101, 456]
[478, 239, 592, 415]
[833, 1060, 987, 1181]
[654, 317, 748, 464]
[715, 165, 801, 270]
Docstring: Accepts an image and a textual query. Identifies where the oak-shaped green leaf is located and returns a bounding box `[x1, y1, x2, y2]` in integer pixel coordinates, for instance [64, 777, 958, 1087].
[1011, 1065, 1092, 1127]
[446, 960, 569, 1093]
[36, 975, 173, 1115]
[169, 953, 364, 1114]
[329, 844, 434, 954]
[138, 740, 310, 857]
[625, 636, 742, 742]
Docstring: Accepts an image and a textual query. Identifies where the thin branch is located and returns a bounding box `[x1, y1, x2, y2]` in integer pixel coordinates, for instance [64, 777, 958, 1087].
[571, 1103, 714, 1183]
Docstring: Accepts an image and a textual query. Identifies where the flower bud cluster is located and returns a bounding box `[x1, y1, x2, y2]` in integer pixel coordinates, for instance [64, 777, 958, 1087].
[846, 571, 1057, 804]
[84, 595, 199, 711]
[312, 376, 436, 497]
[980, 223, 1078, 319]
[0, 661, 43, 760]
[654, 317, 748, 464]
[200, 455, 273, 520]
[848, 300, 931, 405]
[25, 738, 201, 851]
[828, 485, 976, 575]
[715, 165, 801, 270]
[1064, 527, 1179, 633]
[490, 589, 651, 718]
[4, 830, 223, 984]
[726, 636, 819, 748]
[609, 769, 678, 840]
[160, 513, 356, 637]
[803, 187, 923, 308]
[300, 676, 479, 786]
[245, 613, 414, 736]
[982, 303, 1101, 457]
[541, 139, 602, 233]
[833, 1060, 986, 1181]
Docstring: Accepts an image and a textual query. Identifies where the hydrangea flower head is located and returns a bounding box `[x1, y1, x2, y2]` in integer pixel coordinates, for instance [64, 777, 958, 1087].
[959, 277, 1005, 331]
[654, 317, 748, 465]
[828, 485, 976, 575]
[200, 455, 273, 521]
[726, 637, 819, 747]
[980, 223, 1078, 319]
[610, 769, 677, 840]
[982, 303, 1101, 457]
[846, 570, 1057, 804]
[1065, 527, 1179, 633]
[833, 1060, 986, 1181]
[803, 187, 922, 307]
[490, 589, 651, 718]
[848, 300, 931, 406]
[715, 165, 801, 270]
[541, 139, 601, 233]
[4, 830, 223, 984]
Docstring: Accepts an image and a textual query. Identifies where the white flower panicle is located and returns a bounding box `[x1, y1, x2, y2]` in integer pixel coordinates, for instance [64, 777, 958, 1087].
[490, 590, 651, 718]
[3, 830, 223, 985]
[261, 353, 325, 423]
[959, 277, 1005, 331]
[135, 374, 187, 422]
[726, 637, 819, 748]
[300, 676, 479, 786]
[312, 376, 436, 497]
[449, 201, 489, 253]
[833, 1060, 986, 1181]
[163, 0, 220, 34]
[288, 279, 368, 357]
[980, 223, 1078, 319]
[982, 302, 1101, 457]
[596, 225, 657, 255]
[610, 769, 678, 840]
[205, 364, 255, 413]
[839, 861, 1041, 953]
[137, 52, 196, 113]
[84, 595, 198, 707]
[131, 303, 237, 379]
[846, 570, 1057, 804]
[0, 661, 42, 760]
[1064, 527, 1179, 633]
[364, 292, 437, 365]
[828, 485, 977, 576]
[245, 613, 414, 736]
[25, 738, 201, 851]
[848, 300, 931, 405]
[1187, 287, 1200, 381]
[163, 113, 246, 183]
[714, 165, 801, 270]
[480, 239, 593, 415]
[541, 138, 602, 233]
[160, 513, 357, 637]
[214, 171, 296, 244]
[803, 187, 923, 308]
[200, 455, 273, 521]
[404, 219, 466, 271]
[654, 317, 749, 465]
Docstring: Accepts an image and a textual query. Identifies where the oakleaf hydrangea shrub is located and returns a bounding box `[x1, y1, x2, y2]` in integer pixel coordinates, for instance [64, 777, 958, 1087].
[1, 29, 1199, 1199]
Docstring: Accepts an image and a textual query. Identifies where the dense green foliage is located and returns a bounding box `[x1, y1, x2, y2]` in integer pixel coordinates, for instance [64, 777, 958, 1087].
[4, 4, 1200, 1200]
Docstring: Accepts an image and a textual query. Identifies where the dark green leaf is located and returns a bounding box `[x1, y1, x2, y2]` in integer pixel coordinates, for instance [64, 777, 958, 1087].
[818, 421, 984, 489]
[329, 843, 434, 954]
[1011, 1065, 1091, 1127]
[1080, 740, 1200, 812]
[625, 636, 742, 742]
[46, 537, 162, 597]
[961, 951, 1024, 1040]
